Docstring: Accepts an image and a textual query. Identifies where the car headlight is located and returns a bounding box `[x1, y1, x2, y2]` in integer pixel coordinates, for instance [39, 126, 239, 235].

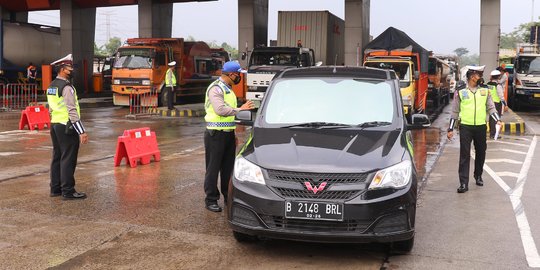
[248, 86, 258, 91]
[113, 79, 120, 85]
[234, 156, 265, 185]
[368, 160, 412, 189]
[516, 89, 525, 95]
[142, 79, 151, 85]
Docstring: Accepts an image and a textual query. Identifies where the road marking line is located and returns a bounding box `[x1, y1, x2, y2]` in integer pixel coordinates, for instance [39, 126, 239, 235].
[499, 149, 528, 155]
[490, 141, 530, 147]
[495, 171, 520, 178]
[485, 159, 523, 164]
[482, 135, 540, 268]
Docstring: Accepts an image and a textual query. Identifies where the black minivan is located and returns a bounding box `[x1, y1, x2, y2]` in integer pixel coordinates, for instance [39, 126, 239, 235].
[228, 66, 429, 253]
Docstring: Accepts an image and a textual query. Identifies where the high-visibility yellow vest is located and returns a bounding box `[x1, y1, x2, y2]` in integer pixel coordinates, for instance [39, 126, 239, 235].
[165, 68, 176, 87]
[46, 79, 80, 124]
[458, 87, 488, 126]
[489, 85, 501, 103]
[204, 79, 237, 130]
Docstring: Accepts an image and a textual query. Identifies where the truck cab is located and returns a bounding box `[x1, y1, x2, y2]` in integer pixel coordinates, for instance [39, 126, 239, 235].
[364, 57, 416, 120]
[512, 43, 540, 110]
[242, 46, 316, 107]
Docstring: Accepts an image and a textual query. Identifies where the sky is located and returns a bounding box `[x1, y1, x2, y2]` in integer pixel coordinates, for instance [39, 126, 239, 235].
[27, 0, 540, 55]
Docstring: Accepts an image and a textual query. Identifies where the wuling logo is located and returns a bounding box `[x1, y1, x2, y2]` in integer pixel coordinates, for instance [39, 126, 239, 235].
[304, 182, 327, 194]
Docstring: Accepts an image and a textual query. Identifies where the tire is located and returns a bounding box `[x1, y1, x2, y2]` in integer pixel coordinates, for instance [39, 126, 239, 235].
[391, 236, 415, 254]
[158, 87, 167, 107]
[233, 231, 257, 242]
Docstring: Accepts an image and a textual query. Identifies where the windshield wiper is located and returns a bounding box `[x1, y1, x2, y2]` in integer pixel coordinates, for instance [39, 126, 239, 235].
[281, 122, 353, 129]
[355, 121, 392, 128]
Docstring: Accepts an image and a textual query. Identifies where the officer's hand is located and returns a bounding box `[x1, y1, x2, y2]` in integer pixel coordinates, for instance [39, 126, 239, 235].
[80, 133, 89, 144]
[447, 130, 453, 140]
[240, 100, 255, 110]
[496, 120, 502, 126]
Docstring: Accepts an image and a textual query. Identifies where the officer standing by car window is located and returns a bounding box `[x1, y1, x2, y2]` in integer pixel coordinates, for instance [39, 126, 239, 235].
[447, 65, 501, 193]
[487, 69, 506, 139]
[47, 54, 88, 200]
[165, 61, 176, 110]
[203, 61, 254, 212]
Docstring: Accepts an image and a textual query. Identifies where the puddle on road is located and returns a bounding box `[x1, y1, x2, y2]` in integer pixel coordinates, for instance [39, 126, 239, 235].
[412, 127, 442, 181]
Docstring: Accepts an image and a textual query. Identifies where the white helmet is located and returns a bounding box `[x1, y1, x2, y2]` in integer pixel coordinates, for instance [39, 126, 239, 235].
[490, 70, 501, 76]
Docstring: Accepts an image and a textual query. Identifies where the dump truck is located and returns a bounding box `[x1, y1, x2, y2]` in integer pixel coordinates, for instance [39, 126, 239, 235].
[363, 27, 431, 123]
[427, 55, 451, 108]
[111, 38, 217, 106]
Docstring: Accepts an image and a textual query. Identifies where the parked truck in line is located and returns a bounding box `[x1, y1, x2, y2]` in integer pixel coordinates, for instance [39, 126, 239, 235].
[241, 46, 317, 106]
[111, 38, 218, 106]
[427, 55, 451, 108]
[511, 43, 540, 110]
[363, 27, 436, 124]
[0, 20, 62, 86]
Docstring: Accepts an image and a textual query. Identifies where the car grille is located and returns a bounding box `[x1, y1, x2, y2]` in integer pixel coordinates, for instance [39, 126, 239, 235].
[266, 170, 369, 200]
[267, 170, 368, 184]
[274, 187, 359, 200]
[260, 215, 371, 232]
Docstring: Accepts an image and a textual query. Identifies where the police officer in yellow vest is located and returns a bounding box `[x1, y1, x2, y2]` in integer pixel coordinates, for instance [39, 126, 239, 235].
[487, 69, 506, 139]
[165, 61, 177, 110]
[204, 61, 254, 212]
[47, 54, 88, 200]
[447, 65, 501, 193]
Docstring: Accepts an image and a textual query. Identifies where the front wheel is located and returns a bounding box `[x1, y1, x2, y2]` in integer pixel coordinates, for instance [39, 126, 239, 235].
[233, 231, 257, 242]
[391, 237, 414, 254]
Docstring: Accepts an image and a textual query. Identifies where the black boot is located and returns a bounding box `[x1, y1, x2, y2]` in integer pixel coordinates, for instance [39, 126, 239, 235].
[457, 184, 468, 193]
[475, 176, 484, 186]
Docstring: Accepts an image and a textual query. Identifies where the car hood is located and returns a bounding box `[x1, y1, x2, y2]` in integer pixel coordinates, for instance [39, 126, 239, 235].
[243, 127, 406, 173]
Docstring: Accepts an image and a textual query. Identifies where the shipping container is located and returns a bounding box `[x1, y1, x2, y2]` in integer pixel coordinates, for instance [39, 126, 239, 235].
[277, 11, 344, 65]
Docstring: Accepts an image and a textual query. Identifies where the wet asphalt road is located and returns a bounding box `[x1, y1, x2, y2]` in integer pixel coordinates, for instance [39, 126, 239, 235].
[0, 106, 444, 269]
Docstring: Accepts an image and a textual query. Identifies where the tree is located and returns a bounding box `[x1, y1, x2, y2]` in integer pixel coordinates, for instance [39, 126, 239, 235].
[94, 42, 106, 56]
[104, 37, 122, 55]
[454, 47, 469, 57]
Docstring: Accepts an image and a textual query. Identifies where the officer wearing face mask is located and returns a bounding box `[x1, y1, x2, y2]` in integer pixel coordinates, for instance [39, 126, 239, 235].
[47, 54, 88, 200]
[203, 61, 254, 212]
[447, 65, 501, 194]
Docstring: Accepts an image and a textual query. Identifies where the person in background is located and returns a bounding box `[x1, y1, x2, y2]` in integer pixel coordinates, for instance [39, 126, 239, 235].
[447, 65, 501, 194]
[203, 61, 254, 212]
[165, 61, 177, 110]
[487, 69, 506, 139]
[27, 62, 37, 84]
[47, 54, 88, 200]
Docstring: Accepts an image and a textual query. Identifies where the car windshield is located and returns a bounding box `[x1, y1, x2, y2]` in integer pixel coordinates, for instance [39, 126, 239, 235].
[516, 56, 540, 74]
[114, 48, 153, 69]
[264, 78, 395, 126]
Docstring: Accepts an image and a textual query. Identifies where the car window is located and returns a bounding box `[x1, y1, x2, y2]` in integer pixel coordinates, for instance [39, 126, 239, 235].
[264, 78, 395, 125]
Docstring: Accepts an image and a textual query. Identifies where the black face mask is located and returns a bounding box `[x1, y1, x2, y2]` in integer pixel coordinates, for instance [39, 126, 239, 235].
[231, 74, 241, 85]
[476, 78, 484, 85]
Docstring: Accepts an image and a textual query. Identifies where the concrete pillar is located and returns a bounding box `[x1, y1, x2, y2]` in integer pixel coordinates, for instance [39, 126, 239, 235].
[480, 0, 500, 76]
[60, 0, 96, 95]
[238, 0, 268, 67]
[138, 0, 173, 38]
[344, 0, 370, 66]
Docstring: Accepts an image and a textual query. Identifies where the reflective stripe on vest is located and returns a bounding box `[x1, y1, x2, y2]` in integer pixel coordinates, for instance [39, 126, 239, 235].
[46, 79, 80, 124]
[166, 68, 176, 86]
[458, 87, 488, 126]
[204, 79, 237, 130]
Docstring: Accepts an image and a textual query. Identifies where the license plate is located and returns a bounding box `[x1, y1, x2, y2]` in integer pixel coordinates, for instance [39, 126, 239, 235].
[534, 93, 540, 98]
[285, 201, 344, 221]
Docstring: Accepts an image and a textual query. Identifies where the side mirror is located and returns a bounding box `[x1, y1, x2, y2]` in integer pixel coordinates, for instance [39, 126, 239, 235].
[315, 61, 323, 66]
[241, 52, 247, 61]
[235, 110, 253, 126]
[410, 113, 431, 128]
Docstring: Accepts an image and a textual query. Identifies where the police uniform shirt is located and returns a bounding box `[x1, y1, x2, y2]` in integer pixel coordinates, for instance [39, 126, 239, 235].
[450, 86, 498, 120]
[207, 84, 240, 117]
